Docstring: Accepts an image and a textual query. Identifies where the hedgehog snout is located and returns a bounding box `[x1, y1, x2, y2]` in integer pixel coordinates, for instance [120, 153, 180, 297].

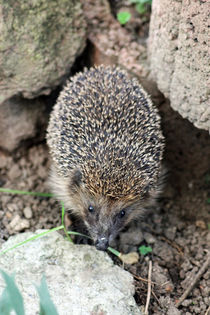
[95, 236, 109, 251]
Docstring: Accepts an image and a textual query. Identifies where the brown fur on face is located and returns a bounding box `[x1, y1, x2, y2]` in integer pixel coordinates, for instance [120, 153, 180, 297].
[49, 165, 162, 247]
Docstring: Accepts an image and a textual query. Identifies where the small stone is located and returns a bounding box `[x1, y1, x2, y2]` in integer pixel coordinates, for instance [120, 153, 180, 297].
[195, 220, 206, 229]
[23, 206, 33, 219]
[1, 195, 11, 205]
[8, 164, 21, 180]
[143, 232, 156, 244]
[164, 226, 177, 241]
[9, 214, 30, 232]
[120, 229, 143, 246]
[7, 203, 18, 212]
[167, 305, 181, 315]
[181, 299, 192, 307]
[0, 155, 7, 168]
[5, 212, 12, 219]
[37, 165, 47, 179]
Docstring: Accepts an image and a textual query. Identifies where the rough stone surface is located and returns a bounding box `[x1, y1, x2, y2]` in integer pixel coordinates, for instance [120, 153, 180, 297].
[0, 231, 142, 315]
[0, 96, 48, 151]
[0, 0, 86, 103]
[148, 0, 210, 131]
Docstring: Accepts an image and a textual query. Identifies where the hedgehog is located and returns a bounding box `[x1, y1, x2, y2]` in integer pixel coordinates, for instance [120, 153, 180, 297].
[47, 65, 164, 251]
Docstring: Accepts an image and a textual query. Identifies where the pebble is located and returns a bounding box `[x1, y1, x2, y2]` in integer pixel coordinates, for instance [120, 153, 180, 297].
[37, 165, 47, 179]
[7, 203, 18, 212]
[167, 305, 180, 315]
[0, 155, 7, 168]
[8, 164, 21, 180]
[181, 299, 192, 307]
[143, 232, 156, 244]
[164, 226, 177, 241]
[120, 229, 143, 246]
[9, 214, 30, 232]
[23, 206, 33, 219]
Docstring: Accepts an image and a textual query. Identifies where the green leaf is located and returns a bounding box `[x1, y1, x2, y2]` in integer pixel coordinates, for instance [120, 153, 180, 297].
[36, 276, 59, 315]
[139, 245, 152, 256]
[117, 12, 131, 25]
[136, 3, 146, 14]
[0, 288, 12, 315]
[0, 270, 25, 315]
[138, 0, 152, 4]
[129, 0, 152, 4]
[207, 198, 210, 204]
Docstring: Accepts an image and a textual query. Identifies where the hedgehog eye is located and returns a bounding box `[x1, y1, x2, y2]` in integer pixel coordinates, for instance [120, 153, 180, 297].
[119, 209, 126, 218]
[88, 205, 94, 213]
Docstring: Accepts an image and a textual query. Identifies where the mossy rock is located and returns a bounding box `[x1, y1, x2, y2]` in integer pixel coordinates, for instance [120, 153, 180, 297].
[0, 0, 87, 103]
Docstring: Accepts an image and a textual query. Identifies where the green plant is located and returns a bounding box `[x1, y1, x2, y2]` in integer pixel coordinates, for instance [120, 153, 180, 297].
[130, 0, 152, 14]
[0, 271, 58, 315]
[139, 245, 152, 256]
[117, 11, 131, 25]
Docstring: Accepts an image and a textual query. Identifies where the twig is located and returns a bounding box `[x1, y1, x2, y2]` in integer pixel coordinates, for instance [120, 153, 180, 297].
[204, 305, 210, 315]
[145, 260, 152, 314]
[152, 290, 160, 305]
[133, 274, 156, 285]
[175, 252, 210, 308]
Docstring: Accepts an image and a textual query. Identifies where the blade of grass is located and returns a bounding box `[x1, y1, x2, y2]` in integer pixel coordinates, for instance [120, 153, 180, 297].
[0, 226, 64, 256]
[0, 271, 25, 315]
[36, 276, 58, 315]
[107, 247, 121, 257]
[0, 287, 12, 314]
[61, 201, 73, 243]
[67, 231, 92, 239]
[0, 187, 54, 198]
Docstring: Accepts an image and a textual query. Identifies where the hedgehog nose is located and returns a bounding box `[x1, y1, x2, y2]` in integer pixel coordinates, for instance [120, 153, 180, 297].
[95, 237, 109, 251]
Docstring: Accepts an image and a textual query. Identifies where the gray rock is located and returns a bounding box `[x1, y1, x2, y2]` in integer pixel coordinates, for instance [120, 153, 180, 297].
[23, 206, 33, 219]
[120, 229, 144, 246]
[164, 226, 177, 241]
[143, 232, 156, 244]
[7, 164, 21, 180]
[148, 0, 209, 132]
[0, 97, 48, 151]
[167, 305, 181, 315]
[0, 231, 142, 315]
[0, 0, 86, 103]
[153, 241, 174, 263]
[9, 214, 30, 232]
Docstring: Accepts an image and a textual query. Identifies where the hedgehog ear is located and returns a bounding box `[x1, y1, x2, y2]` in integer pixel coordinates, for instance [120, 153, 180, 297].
[71, 169, 82, 188]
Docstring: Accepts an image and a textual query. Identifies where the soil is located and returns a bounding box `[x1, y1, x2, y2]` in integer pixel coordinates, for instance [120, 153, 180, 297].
[0, 1, 210, 314]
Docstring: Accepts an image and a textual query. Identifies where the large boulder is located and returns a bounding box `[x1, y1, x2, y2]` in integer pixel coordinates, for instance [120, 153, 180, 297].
[0, 0, 87, 103]
[148, 0, 209, 132]
[0, 231, 142, 315]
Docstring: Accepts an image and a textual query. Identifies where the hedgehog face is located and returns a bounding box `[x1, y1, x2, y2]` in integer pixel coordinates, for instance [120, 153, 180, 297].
[83, 198, 144, 251]
[70, 190, 144, 251]
[49, 166, 160, 251]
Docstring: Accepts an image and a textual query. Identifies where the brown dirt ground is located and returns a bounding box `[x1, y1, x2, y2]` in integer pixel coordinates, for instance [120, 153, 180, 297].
[0, 1, 210, 314]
